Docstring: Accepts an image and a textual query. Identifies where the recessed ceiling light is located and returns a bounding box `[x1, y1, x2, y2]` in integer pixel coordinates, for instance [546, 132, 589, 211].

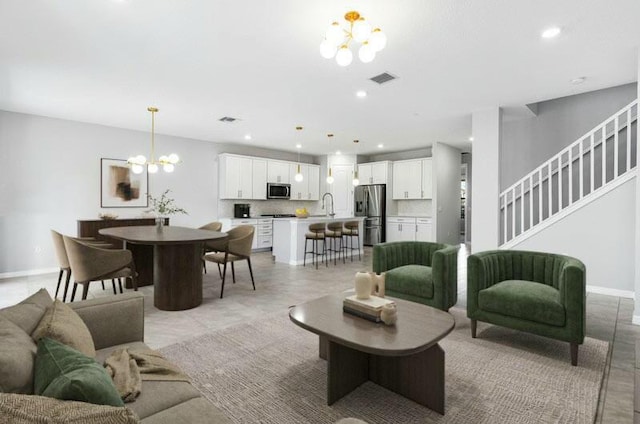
[336, 151, 342, 155]
[377, 144, 384, 148]
[571, 77, 586, 85]
[468, 136, 474, 142]
[356, 90, 367, 98]
[541, 27, 561, 39]
[296, 143, 302, 149]
[244, 134, 252, 140]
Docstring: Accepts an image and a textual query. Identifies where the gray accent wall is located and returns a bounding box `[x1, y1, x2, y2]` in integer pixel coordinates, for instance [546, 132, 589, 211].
[0, 110, 318, 274]
[501, 83, 637, 190]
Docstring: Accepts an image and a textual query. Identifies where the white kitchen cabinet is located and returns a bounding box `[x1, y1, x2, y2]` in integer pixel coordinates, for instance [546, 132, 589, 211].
[219, 154, 253, 199]
[358, 161, 390, 185]
[421, 158, 433, 199]
[307, 165, 320, 200]
[289, 164, 320, 201]
[289, 163, 309, 200]
[252, 159, 267, 200]
[267, 161, 290, 184]
[415, 218, 433, 242]
[386, 217, 417, 242]
[221, 218, 264, 250]
[392, 159, 422, 199]
[256, 218, 273, 249]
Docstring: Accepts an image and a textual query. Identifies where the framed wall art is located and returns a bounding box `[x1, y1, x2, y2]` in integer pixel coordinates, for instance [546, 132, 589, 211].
[100, 158, 149, 208]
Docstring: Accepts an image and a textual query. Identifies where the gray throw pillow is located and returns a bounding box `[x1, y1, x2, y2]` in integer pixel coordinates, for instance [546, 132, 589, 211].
[0, 288, 53, 334]
[32, 300, 96, 358]
[0, 315, 38, 394]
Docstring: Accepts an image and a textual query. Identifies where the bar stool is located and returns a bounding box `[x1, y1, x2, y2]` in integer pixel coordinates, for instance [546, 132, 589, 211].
[304, 223, 327, 269]
[342, 221, 361, 262]
[325, 222, 345, 265]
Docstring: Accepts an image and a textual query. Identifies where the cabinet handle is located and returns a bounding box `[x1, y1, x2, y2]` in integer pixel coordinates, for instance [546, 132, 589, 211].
[421, 190, 424, 198]
[308, 193, 311, 199]
[415, 225, 418, 233]
[399, 224, 402, 231]
[237, 190, 240, 197]
[239, 190, 242, 198]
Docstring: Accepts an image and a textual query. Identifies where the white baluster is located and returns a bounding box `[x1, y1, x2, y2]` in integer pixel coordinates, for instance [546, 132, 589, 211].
[538, 169, 543, 224]
[614, 116, 619, 178]
[548, 162, 553, 218]
[602, 126, 606, 186]
[529, 175, 534, 230]
[511, 189, 516, 241]
[558, 156, 562, 212]
[568, 149, 573, 205]
[627, 109, 632, 173]
[579, 139, 584, 200]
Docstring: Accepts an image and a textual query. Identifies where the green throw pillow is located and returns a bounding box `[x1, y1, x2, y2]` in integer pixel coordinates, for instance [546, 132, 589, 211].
[34, 337, 124, 407]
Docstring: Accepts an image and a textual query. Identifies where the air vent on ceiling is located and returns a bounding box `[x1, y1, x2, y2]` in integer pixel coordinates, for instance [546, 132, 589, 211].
[369, 72, 397, 85]
[218, 116, 237, 123]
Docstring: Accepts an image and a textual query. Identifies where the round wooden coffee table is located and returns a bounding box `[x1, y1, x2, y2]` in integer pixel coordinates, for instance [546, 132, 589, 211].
[100, 226, 227, 311]
[289, 293, 455, 414]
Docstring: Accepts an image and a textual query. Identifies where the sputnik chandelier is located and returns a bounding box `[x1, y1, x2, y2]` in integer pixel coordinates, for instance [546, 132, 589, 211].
[319, 10, 387, 67]
[127, 107, 180, 174]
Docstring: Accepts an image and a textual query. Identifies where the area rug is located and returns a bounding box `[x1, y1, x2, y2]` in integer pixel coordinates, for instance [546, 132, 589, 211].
[159, 308, 608, 424]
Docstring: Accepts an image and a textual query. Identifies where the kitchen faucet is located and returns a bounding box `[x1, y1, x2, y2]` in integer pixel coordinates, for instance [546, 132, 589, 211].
[321, 192, 335, 217]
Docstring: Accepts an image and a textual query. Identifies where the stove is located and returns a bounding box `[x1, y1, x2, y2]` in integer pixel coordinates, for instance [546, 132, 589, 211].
[260, 214, 296, 218]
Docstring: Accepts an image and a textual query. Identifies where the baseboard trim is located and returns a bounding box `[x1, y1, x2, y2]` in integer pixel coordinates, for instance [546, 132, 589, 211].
[586, 285, 634, 299]
[0, 267, 58, 280]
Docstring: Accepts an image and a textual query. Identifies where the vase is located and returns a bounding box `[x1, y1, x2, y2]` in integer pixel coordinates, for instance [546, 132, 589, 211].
[369, 272, 385, 297]
[380, 303, 397, 325]
[155, 217, 165, 232]
[354, 272, 372, 300]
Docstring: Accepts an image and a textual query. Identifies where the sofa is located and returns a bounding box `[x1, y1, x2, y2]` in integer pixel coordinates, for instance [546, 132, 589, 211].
[0, 290, 231, 423]
[467, 250, 586, 366]
[372, 241, 459, 311]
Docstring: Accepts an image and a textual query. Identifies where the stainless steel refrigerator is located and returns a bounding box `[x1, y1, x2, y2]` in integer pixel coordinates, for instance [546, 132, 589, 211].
[354, 184, 386, 246]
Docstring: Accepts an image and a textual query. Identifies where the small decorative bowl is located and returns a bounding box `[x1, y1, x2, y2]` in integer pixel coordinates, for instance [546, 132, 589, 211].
[99, 213, 118, 220]
[295, 211, 309, 218]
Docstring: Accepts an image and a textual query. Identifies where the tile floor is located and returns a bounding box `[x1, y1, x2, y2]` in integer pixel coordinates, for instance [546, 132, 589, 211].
[0, 246, 637, 423]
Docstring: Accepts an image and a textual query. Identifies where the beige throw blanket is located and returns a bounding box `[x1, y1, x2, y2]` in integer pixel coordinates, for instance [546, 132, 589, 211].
[104, 348, 189, 403]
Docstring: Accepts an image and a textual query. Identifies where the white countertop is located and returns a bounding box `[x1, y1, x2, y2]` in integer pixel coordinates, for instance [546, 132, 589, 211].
[272, 216, 365, 222]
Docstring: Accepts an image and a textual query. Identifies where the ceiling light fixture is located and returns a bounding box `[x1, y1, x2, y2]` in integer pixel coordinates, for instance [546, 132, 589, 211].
[128, 107, 179, 174]
[571, 77, 586, 85]
[468, 136, 474, 142]
[294, 127, 304, 182]
[356, 90, 367, 98]
[336, 150, 342, 155]
[320, 11, 386, 67]
[541, 27, 561, 39]
[377, 143, 384, 148]
[326, 134, 335, 184]
[244, 134, 252, 140]
[352, 140, 360, 186]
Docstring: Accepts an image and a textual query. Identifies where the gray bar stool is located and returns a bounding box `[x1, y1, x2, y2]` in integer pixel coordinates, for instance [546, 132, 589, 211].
[304, 223, 327, 269]
[342, 221, 361, 261]
[325, 222, 345, 265]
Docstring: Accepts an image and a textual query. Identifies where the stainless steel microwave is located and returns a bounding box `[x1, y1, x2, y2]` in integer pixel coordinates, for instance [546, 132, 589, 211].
[267, 183, 291, 199]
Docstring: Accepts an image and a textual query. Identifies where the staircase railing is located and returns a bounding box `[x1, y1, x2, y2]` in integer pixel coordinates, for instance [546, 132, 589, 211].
[500, 100, 638, 246]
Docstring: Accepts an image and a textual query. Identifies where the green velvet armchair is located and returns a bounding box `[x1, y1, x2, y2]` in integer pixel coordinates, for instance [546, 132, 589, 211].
[373, 241, 459, 311]
[467, 250, 586, 366]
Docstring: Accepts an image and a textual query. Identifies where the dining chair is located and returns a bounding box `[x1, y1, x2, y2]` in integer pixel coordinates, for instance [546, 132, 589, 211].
[199, 221, 223, 275]
[203, 225, 254, 299]
[51, 230, 118, 302]
[62, 236, 138, 301]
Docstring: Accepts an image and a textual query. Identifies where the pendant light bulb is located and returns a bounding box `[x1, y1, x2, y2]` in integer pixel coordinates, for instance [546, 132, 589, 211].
[352, 170, 360, 186]
[294, 163, 304, 182]
[148, 163, 159, 174]
[326, 167, 334, 184]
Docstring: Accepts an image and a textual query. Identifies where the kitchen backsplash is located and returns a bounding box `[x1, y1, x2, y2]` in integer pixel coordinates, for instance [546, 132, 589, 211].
[218, 200, 323, 218]
[396, 200, 432, 216]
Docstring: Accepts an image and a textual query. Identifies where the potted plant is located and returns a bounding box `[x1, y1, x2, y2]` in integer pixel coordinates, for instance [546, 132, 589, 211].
[147, 189, 187, 230]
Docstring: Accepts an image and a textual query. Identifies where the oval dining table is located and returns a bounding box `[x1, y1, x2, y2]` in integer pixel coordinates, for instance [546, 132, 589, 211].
[100, 226, 227, 311]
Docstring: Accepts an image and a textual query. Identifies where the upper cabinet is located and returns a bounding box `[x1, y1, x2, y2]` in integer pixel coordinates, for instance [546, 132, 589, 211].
[219, 153, 320, 201]
[252, 159, 267, 200]
[289, 164, 320, 201]
[219, 154, 254, 199]
[357, 161, 390, 185]
[392, 158, 432, 200]
[267, 161, 290, 184]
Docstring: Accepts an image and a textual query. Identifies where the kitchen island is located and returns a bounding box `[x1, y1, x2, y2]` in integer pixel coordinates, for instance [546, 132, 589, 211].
[272, 216, 365, 265]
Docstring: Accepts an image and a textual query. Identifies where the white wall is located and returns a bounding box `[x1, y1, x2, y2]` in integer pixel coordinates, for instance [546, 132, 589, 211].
[511, 178, 636, 294]
[433, 142, 461, 245]
[471, 108, 502, 252]
[0, 110, 317, 275]
[635, 54, 640, 323]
